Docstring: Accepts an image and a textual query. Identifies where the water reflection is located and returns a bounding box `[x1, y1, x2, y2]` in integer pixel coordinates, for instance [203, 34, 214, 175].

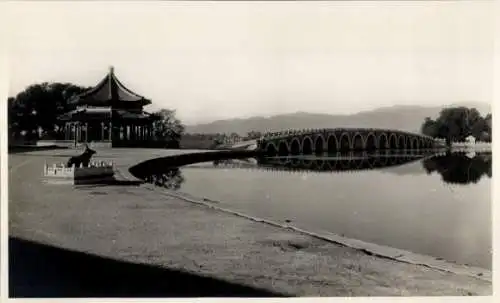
[129, 151, 491, 268]
[422, 152, 492, 185]
[258, 154, 425, 173]
[143, 168, 185, 190]
[135, 152, 492, 190]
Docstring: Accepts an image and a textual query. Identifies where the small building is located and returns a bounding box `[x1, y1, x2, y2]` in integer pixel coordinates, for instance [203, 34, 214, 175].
[58, 67, 160, 148]
[465, 135, 476, 144]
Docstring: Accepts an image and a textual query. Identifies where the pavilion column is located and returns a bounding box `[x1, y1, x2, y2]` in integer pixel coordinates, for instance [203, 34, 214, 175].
[77, 124, 81, 143]
[101, 122, 105, 141]
[108, 122, 112, 141]
[85, 123, 89, 142]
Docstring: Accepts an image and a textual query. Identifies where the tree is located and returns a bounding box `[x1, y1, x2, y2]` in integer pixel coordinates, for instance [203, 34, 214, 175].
[8, 82, 90, 139]
[151, 109, 185, 148]
[421, 117, 438, 138]
[420, 107, 492, 146]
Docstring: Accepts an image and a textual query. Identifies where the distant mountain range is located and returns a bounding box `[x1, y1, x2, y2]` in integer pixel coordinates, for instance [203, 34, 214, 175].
[185, 102, 491, 135]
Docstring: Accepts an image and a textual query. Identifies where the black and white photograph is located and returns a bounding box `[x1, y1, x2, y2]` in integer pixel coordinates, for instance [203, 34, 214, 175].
[2, 0, 495, 299]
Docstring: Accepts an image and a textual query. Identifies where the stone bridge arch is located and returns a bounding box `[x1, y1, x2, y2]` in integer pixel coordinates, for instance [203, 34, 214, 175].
[379, 133, 389, 149]
[339, 133, 350, 151]
[290, 138, 301, 155]
[389, 133, 398, 149]
[314, 135, 325, 154]
[351, 132, 364, 150]
[411, 137, 418, 150]
[365, 132, 377, 150]
[398, 135, 405, 149]
[278, 140, 289, 156]
[302, 136, 313, 154]
[264, 141, 277, 156]
[327, 134, 338, 153]
[405, 137, 412, 149]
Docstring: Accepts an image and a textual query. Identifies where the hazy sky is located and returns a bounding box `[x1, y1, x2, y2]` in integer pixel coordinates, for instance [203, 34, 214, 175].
[6, 1, 494, 124]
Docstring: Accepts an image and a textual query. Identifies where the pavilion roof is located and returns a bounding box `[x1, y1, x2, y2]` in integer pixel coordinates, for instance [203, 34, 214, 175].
[69, 67, 152, 107]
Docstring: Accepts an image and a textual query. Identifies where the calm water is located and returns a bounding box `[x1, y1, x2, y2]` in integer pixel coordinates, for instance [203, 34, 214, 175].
[133, 152, 492, 269]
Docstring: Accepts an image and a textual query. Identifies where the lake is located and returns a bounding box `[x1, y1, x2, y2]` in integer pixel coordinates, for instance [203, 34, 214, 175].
[131, 151, 492, 270]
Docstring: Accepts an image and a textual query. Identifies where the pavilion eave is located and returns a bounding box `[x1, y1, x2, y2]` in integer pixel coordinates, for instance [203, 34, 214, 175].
[69, 66, 152, 107]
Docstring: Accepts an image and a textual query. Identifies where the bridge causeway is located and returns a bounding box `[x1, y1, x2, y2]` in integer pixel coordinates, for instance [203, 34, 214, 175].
[257, 128, 437, 156]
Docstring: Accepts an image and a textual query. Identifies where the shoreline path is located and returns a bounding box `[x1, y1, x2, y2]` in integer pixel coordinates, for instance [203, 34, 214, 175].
[8, 148, 492, 297]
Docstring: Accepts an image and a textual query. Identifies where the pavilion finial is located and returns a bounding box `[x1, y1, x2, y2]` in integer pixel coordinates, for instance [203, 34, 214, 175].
[109, 65, 114, 74]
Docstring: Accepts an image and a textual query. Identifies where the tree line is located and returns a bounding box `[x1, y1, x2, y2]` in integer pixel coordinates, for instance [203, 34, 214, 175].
[420, 107, 491, 147]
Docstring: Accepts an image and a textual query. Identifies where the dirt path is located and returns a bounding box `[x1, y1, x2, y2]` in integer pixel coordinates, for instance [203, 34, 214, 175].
[8, 151, 492, 297]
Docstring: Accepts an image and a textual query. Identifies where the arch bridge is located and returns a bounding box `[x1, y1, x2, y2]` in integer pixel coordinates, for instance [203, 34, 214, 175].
[257, 128, 436, 156]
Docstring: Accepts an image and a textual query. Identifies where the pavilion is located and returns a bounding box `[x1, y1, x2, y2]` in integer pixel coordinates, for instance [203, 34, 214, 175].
[58, 67, 160, 147]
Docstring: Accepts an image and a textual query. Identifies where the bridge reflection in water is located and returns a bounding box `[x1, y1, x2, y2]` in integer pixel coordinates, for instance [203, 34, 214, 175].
[131, 151, 492, 189]
[256, 152, 428, 173]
